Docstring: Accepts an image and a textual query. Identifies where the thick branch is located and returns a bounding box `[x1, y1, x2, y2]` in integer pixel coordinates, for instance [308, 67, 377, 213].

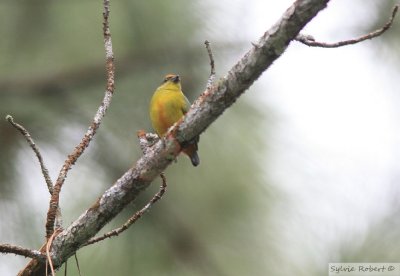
[19, 0, 329, 274]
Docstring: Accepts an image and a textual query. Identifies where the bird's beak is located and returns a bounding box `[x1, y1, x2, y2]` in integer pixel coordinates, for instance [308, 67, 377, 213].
[172, 75, 180, 83]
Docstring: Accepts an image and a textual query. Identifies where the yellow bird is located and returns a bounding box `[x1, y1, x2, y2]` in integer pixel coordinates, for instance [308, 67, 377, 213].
[149, 74, 200, 166]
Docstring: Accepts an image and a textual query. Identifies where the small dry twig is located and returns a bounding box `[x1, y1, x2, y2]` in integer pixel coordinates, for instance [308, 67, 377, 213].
[45, 229, 61, 276]
[296, 4, 399, 48]
[83, 131, 167, 247]
[0, 244, 46, 261]
[74, 253, 82, 276]
[45, 0, 116, 239]
[5, 115, 53, 194]
[84, 172, 167, 246]
[204, 40, 216, 90]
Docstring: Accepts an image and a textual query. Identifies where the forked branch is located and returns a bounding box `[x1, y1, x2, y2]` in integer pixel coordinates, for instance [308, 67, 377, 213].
[44, 0, 116, 239]
[83, 131, 167, 247]
[84, 172, 167, 247]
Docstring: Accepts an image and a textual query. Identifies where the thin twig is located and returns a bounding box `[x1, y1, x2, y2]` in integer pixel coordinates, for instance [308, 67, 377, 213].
[204, 40, 216, 90]
[46, 230, 60, 276]
[74, 253, 82, 276]
[5, 115, 53, 195]
[296, 5, 399, 48]
[45, 0, 116, 239]
[0, 244, 46, 261]
[84, 172, 167, 247]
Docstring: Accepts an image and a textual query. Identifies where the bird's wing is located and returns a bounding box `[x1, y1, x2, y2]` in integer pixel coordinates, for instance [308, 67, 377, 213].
[182, 94, 191, 114]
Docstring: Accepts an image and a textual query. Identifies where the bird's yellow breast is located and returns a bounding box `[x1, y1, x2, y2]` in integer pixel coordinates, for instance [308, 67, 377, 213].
[149, 87, 187, 136]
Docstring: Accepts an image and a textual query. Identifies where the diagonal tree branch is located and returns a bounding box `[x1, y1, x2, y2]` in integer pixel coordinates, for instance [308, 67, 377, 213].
[18, 0, 331, 274]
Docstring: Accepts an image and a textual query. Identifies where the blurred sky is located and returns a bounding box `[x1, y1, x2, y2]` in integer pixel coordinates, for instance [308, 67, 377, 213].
[2, 0, 400, 275]
[212, 0, 400, 272]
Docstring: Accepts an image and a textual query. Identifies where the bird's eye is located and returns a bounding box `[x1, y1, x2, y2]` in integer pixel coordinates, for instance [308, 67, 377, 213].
[162, 74, 176, 83]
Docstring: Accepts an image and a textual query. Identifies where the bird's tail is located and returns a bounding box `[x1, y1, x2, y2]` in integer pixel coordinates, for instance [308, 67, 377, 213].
[189, 151, 200, 167]
[182, 137, 200, 167]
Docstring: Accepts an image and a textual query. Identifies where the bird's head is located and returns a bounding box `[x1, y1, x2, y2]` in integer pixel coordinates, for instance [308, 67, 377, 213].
[160, 74, 181, 90]
[163, 74, 180, 84]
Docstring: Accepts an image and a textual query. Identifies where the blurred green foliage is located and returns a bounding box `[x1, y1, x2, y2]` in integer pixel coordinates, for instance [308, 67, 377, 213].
[0, 1, 272, 275]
